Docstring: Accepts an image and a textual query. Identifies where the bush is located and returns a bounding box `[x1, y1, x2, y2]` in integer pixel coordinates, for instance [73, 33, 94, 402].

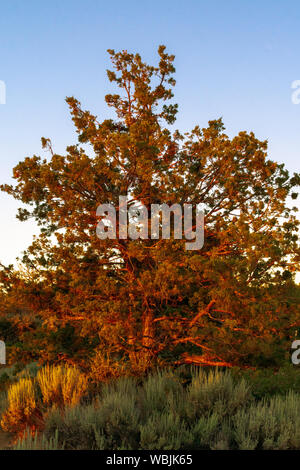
[17, 362, 39, 380]
[14, 429, 64, 450]
[7, 368, 300, 450]
[185, 368, 251, 420]
[37, 369, 250, 450]
[141, 370, 183, 416]
[89, 351, 127, 383]
[43, 377, 141, 450]
[1, 378, 42, 437]
[140, 412, 193, 450]
[37, 364, 88, 407]
[233, 391, 300, 450]
[44, 404, 101, 449]
[232, 365, 300, 399]
[0, 363, 87, 439]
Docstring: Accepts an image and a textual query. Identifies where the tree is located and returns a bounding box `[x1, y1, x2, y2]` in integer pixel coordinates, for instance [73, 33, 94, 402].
[1, 46, 300, 373]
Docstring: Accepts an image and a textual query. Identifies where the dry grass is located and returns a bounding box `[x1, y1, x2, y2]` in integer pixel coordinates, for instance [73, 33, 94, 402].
[1, 378, 41, 437]
[0, 364, 87, 438]
[37, 364, 88, 407]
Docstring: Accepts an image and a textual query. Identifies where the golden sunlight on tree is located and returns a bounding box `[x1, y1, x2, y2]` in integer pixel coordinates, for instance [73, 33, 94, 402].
[0, 46, 299, 376]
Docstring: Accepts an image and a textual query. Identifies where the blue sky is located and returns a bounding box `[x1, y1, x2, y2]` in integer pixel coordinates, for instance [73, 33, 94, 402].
[0, 0, 299, 266]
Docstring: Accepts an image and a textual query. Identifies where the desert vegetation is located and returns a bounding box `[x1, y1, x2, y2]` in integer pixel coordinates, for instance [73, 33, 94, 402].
[1, 365, 300, 450]
[0, 45, 299, 374]
[0, 44, 299, 450]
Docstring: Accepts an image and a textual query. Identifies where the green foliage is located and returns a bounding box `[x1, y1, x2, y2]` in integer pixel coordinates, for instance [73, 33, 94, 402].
[233, 365, 300, 399]
[140, 412, 193, 450]
[233, 392, 300, 450]
[43, 405, 101, 450]
[48, 324, 98, 359]
[185, 368, 251, 419]
[0, 320, 17, 343]
[141, 370, 183, 415]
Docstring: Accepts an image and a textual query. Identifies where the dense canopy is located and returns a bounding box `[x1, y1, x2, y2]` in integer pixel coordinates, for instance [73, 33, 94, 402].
[0, 46, 299, 375]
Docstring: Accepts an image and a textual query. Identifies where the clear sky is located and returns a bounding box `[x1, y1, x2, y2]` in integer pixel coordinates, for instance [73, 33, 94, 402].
[0, 0, 299, 267]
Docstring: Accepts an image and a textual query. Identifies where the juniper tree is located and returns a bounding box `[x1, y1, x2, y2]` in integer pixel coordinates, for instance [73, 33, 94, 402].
[1, 46, 300, 372]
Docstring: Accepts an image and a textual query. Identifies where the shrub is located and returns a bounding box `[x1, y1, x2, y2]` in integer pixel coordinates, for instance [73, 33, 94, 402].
[11, 368, 300, 450]
[185, 368, 251, 420]
[141, 370, 183, 416]
[43, 404, 103, 450]
[43, 377, 141, 450]
[17, 362, 39, 380]
[89, 351, 127, 382]
[232, 391, 300, 450]
[0, 363, 88, 439]
[233, 366, 300, 399]
[37, 364, 88, 407]
[94, 377, 141, 449]
[1, 378, 42, 437]
[14, 429, 64, 450]
[0, 365, 18, 391]
[191, 413, 221, 449]
[139, 412, 193, 450]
